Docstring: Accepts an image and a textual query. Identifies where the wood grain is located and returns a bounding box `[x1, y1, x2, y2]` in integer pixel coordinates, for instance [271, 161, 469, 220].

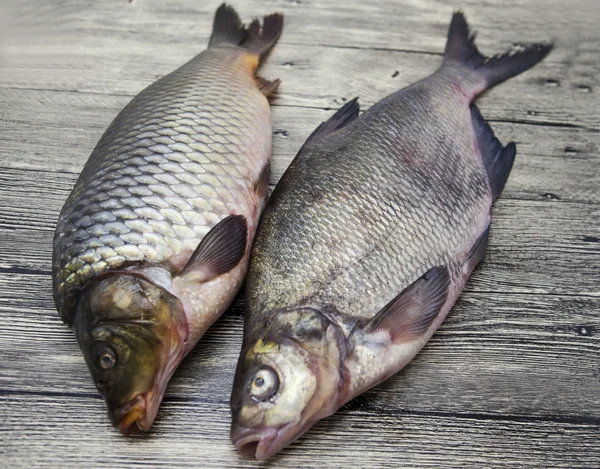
[1, 272, 599, 467]
[1, 189, 599, 296]
[1, 90, 599, 203]
[2, 32, 598, 130]
[1, 270, 599, 416]
[1, 0, 599, 467]
[3, 393, 600, 469]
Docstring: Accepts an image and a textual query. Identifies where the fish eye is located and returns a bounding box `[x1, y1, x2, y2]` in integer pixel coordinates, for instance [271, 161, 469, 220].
[249, 367, 279, 402]
[94, 346, 117, 370]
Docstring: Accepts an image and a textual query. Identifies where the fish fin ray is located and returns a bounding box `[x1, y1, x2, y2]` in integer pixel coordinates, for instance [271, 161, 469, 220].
[254, 164, 271, 201]
[209, 5, 283, 61]
[471, 105, 516, 199]
[178, 214, 248, 281]
[467, 225, 490, 270]
[255, 76, 281, 97]
[364, 266, 450, 342]
[302, 98, 360, 149]
[209, 4, 246, 47]
[244, 13, 284, 60]
[443, 11, 553, 92]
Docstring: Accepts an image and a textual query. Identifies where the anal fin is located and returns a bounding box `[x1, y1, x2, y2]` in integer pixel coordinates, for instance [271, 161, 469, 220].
[471, 105, 516, 200]
[256, 76, 281, 97]
[177, 214, 248, 282]
[363, 266, 450, 342]
[467, 225, 489, 271]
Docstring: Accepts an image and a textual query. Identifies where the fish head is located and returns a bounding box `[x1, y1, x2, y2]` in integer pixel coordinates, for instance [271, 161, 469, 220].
[230, 308, 345, 460]
[72, 273, 188, 434]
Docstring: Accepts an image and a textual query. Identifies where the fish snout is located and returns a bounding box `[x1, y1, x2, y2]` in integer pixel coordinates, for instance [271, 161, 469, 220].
[231, 424, 283, 460]
[110, 393, 157, 434]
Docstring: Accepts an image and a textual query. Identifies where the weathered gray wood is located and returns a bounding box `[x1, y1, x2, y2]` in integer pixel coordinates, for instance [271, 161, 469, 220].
[1, 0, 599, 467]
[1, 90, 598, 204]
[1, 270, 599, 467]
[4, 0, 597, 48]
[2, 393, 600, 469]
[2, 33, 598, 130]
[1, 0, 598, 131]
[1, 270, 599, 417]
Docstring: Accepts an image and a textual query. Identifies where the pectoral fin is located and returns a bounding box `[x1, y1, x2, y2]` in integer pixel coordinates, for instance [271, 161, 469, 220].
[364, 266, 450, 342]
[178, 214, 248, 282]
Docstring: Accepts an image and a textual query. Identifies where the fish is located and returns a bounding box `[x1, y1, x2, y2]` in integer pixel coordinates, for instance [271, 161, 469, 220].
[230, 12, 552, 460]
[52, 4, 283, 434]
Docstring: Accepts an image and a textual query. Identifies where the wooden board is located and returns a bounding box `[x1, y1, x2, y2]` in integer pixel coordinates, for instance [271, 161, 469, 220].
[1, 0, 599, 467]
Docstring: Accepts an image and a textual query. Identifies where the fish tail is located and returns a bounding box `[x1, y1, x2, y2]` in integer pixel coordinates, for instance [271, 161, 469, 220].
[443, 12, 553, 94]
[209, 4, 284, 61]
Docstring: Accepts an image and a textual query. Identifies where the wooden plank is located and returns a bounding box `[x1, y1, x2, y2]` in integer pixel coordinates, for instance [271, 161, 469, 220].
[1, 269, 599, 418]
[1, 269, 599, 467]
[1, 0, 599, 467]
[2, 393, 599, 469]
[1, 1, 598, 130]
[3, 0, 597, 54]
[1, 36, 597, 130]
[1, 163, 599, 296]
[1, 89, 598, 204]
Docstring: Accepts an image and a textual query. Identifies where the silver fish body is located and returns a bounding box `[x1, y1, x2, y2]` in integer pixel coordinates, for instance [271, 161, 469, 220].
[52, 4, 283, 433]
[55, 34, 273, 327]
[230, 13, 552, 460]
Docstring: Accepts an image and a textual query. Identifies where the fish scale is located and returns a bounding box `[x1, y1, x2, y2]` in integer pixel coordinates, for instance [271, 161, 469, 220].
[54, 44, 270, 322]
[53, 4, 283, 434]
[231, 12, 551, 460]
[248, 88, 490, 321]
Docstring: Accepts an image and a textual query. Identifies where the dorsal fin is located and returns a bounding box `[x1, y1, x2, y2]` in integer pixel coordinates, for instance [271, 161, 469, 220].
[302, 98, 360, 149]
[466, 225, 489, 269]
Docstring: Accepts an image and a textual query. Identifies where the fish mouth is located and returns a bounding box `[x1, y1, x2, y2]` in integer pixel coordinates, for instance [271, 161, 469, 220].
[112, 390, 161, 435]
[232, 424, 283, 461]
[107, 320, 188, 435]
[231, 421, 313, 461]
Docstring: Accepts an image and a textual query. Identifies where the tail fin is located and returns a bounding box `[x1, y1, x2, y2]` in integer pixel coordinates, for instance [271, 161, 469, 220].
[209, 4, 283, 60]
[443, 12, 553, 92]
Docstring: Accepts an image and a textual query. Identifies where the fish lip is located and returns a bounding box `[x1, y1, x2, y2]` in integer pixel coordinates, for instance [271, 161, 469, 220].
[112, 366, 179, 435]
[232, 421, 312, 461]
[232, 424, 281, 460]
[112, 387, 163, 435]
[112, 394, 148, 434]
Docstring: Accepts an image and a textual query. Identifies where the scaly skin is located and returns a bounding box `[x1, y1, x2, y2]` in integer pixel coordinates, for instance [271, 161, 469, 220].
[53, 45, 271, 331]
[231, 69, 493, 460]
[247, 72, 490, 334]
[231, 11, 551, 460]
[53, 31, 278, 433]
